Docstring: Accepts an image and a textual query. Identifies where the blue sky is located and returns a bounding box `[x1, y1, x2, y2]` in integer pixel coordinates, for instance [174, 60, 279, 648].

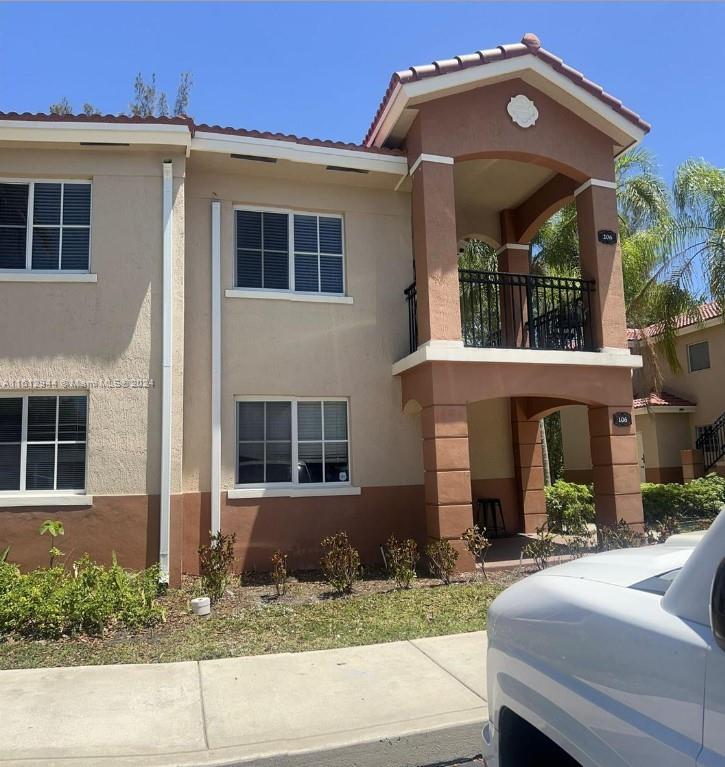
[0, 3, 721, 183]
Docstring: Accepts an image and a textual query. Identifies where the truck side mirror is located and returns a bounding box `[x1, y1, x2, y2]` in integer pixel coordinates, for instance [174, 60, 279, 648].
[712, 558, 725, 651]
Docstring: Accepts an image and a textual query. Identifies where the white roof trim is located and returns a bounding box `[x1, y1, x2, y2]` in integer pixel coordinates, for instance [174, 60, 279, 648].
[368, 55, 646, 150]
[192, 131, 408, 175]
[634, 405, 697, 415]
[0, 120, 191, 150]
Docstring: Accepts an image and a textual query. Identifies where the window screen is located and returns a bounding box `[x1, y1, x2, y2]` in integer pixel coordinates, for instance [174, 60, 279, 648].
[688, 341, 710, 372]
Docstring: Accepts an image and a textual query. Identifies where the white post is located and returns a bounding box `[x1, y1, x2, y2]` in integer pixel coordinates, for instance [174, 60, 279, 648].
[159, 160, 174, 583]
[210, 200, 222, 535]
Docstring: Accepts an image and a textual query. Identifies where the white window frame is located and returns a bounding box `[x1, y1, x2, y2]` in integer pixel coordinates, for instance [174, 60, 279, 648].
[0, 178, 93, 274]
[233, 395, 353, 494]
[687, 340, 710, 373]
[232, 205, 346, 297]
[0, 392, 88, 496]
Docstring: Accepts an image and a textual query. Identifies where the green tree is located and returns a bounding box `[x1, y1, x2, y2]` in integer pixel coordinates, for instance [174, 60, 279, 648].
[49, 97, 73, 115]
[130, 72, 193, 117]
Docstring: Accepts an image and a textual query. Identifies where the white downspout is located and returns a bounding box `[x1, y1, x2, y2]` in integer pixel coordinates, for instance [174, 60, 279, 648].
[210, 200, 222, 535]
[159, 160, 174, 583]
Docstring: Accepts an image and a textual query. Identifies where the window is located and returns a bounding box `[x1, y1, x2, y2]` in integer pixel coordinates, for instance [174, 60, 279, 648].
[0, 181, 91, 272]
[235, 209, 344, 294]
[0, 395, 87, 492]
[236, 398, 349, 486]
[687, 341, 710, 372]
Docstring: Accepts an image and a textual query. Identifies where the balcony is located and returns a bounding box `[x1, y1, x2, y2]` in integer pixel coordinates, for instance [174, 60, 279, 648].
[405, 269, 595, 355]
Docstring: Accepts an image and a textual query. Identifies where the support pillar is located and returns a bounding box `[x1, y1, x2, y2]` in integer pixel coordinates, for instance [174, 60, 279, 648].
[511, 399, 547, 533]
[497, 211, 531, 348]
[588, 405, 644, 527]
[421, 405, 475, 569]
[681, 449, 705, 482]
[576, 183, 628, 350]
[411, 158, 461, 344]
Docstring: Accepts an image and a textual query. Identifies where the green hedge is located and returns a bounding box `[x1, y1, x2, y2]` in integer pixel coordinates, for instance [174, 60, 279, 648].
[641, 473, 725, 524]
[545, 475, 725, 531]
[0, 555, 164, 639]
[545, 480, 595, 533]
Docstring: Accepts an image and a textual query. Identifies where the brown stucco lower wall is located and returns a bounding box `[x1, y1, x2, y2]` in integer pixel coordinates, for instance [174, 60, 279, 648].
[470, 478, 520, 534]
[3, 487, 425, 580]
[183, 485, 426, 574]
[0, 495, 184, 582]
[644, 467, 684, 484]
[563, 468, 594, 485]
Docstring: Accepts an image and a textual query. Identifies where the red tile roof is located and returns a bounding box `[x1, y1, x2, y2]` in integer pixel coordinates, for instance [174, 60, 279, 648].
[0, 112, 402, 156]
[633, 391, 696, 409]
[364, 33, 651, 146]
[627, 302, 722, 341]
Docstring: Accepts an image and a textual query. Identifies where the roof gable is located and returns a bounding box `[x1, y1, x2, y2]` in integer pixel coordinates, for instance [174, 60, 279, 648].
[365, 33, 650, 150]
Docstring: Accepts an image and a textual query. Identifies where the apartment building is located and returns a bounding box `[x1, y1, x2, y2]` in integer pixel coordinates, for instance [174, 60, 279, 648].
[0, 34, 648, 582]
[563, 303, 724, 484]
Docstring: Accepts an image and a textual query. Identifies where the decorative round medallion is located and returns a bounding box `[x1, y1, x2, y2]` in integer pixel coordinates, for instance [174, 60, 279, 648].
[507, 95, 539, 128]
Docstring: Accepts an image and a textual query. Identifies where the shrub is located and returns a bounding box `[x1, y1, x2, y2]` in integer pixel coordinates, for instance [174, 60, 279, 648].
[642, 474, 725, 525]
[320, 532, 361, 594]
[39, 519, 65, 567]
[385, 536, 419, 589]
[462, 526, 491, 576]
[645, 513, 681, 544]
[596, 519, 644, 551]
[426, 539, 459, 585]
[270, 550, 289, 597]
[0, 555, 163, 639]
[523, 525, 557, 570]
[198, 531, 236, 603]
[545, 481, 595, 534]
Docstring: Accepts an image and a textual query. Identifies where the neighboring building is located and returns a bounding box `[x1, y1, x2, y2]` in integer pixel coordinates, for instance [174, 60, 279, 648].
[562, 302, 725, 484]
[0, 34, 649, 582]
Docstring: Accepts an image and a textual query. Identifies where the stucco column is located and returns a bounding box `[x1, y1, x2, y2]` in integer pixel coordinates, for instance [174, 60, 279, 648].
[575, 183, 628, 350]
[411, 159, 461, 345]
[422, 405, 475, 569]
[511, 399, 547, 533]
[588, 405, 644, 527]
[681, 449, 705, 482]
[496, 240, 530, 348]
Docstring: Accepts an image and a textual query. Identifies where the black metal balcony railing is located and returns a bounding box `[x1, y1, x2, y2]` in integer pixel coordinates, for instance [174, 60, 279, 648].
[696, 411, 725, 472]
[405, 269, 595, 354]
[404, 282, 418, 354]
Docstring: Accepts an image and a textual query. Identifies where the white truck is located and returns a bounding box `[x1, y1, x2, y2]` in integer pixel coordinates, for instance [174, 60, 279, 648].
[482, 511, 725, 766]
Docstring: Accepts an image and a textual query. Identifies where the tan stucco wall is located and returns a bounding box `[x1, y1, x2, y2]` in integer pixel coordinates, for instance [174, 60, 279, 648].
[560, 405, 592, 473]
[0, 147, 186, 495]
[182, 162, 423, 492]
[467, 398, 514, 480]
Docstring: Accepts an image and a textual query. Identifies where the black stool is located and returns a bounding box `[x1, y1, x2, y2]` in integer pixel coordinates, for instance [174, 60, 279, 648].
[476, 497, 506, 538]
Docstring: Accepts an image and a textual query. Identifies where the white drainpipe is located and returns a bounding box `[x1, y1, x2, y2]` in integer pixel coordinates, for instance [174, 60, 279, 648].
[210, 200, 222, 534]
[159, 160, 174, 583]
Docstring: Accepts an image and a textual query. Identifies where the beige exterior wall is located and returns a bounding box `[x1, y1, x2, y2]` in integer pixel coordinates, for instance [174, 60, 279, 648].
[182, 161, 423, 494]
[0, 148, 186, 496]
[560, 405, 592, 476]
[467, 398, 514, 480]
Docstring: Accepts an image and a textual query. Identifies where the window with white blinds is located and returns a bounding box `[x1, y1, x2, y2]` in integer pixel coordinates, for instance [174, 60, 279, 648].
[235, 209, 344, 295]
[0, 395, 87, 492]
[236, 398, 349, 486]
[0, 181, 92, 272]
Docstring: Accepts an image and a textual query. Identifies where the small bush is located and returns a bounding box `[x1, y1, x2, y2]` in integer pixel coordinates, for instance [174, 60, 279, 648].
[462, 526, 491, 576]
[596, 519, 644, 551]
[545, 481, 595, 534]
[523, 525, 557, 570]
[642, 474, 725, 524]
[271, 550, 289, 597]
[320, 532, 361, 594]
[645, 513, 681, 544]
[0, 555, 163, 639]
[385, 536, 419, 589]
[198, 531, 236, 603]
[426, 539, 459, 585]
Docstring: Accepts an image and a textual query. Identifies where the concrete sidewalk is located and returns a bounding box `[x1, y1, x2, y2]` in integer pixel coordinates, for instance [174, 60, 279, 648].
[1, 631, 488, 767]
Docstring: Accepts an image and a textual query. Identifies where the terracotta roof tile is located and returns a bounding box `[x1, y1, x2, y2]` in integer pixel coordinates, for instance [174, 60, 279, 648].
[633, 391, 696, 409]
[364, 33, 651, 145]
[627, 302, 722, 341]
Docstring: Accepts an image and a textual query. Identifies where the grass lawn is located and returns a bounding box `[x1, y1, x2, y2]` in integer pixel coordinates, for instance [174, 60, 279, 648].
[0, 571, 518, 669]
